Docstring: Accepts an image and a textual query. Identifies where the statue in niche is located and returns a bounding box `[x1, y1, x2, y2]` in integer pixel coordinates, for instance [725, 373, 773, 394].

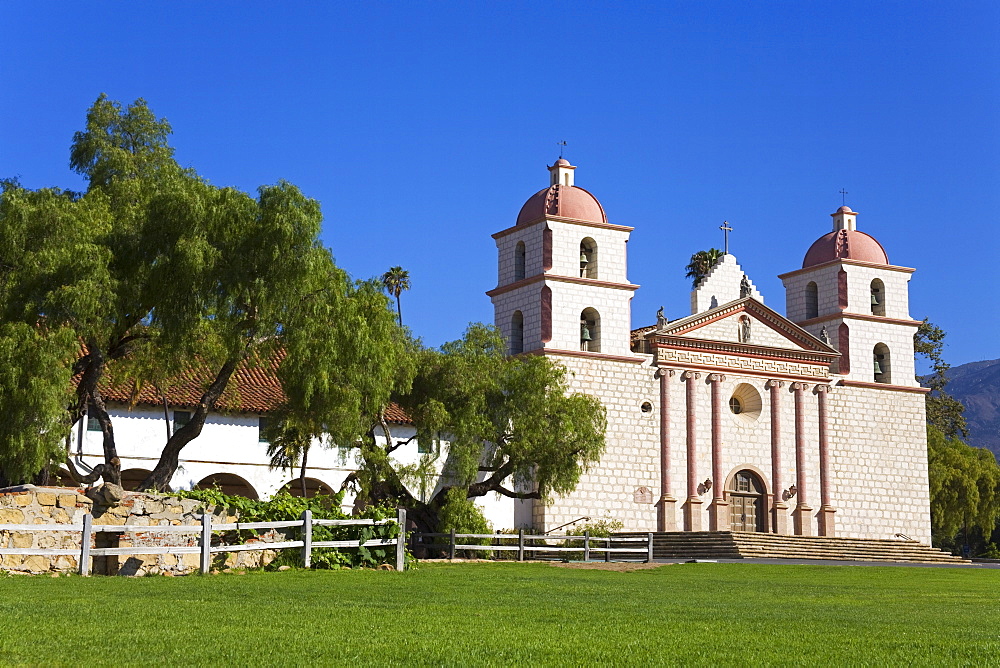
[740, 275, 752, 299]
[656, 306, 667, 329]
[738, 315, 751, 343]
[819, 325, 830, 345]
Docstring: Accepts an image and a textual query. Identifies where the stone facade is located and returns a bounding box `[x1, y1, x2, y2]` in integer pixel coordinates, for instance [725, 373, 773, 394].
[493, 159, 932, 543]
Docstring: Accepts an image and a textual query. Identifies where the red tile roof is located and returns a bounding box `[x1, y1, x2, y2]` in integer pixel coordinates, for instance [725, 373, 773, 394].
[92, 352, 411, 424]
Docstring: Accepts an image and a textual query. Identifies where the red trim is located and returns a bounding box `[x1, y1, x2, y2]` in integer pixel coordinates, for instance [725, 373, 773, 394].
[525, 348, 646, 364]
[777, 258, 916, 279]
[837, 269, 848, 311]
[658, 360, 832, 383]
[542, 226, 553, 271]
[492, 216, 634, 239]
[795, 312, 922, 328]
[838, 379, 930, 394]
[486, 274, 639, 298]
[540, 286, 552, 343]
[837, 323, 850, 375]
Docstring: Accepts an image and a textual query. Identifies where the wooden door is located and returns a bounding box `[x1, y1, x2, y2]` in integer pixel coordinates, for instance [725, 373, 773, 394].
[728, 470, 765, 532]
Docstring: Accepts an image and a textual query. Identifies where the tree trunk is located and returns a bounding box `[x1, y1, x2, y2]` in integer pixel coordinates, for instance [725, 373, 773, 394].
[300, 448, 309, 497]
[77, 342, 121, 486]
[139, 355, 242, 491]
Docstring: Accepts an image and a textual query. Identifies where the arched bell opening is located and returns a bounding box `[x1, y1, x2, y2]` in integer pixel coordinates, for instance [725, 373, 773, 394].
[724, 467, 769, 533]
[194, 473, 259, 500]
[873, 342, 891, 384]
[870, 278, 886, 316]
[580, 307, 601, 352]
[580, 238, 598, 279]
[805, 281, 819, 319]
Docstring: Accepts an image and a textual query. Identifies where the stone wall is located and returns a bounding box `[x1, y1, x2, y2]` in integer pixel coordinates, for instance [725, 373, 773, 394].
[0, 485, 288, 576]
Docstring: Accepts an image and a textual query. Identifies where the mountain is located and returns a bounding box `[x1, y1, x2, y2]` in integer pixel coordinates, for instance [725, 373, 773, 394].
[930, 359, 1000, 457]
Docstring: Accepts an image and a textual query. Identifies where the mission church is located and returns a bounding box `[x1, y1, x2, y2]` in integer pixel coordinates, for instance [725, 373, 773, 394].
[78, 158, 932, 543]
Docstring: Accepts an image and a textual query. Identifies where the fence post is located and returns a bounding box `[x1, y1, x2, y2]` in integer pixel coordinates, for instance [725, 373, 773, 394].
[518, 528, 524, 562]
[79, 513, 92, 576]
[583, 530, 590, 562]
[647, 532, 654, 563]
[449, 528, 456, 560]
[301, 509, 313, 569]
[395, 508, 406, 572]
[605, 537, 611, 563]
[200, 513, 212, 574]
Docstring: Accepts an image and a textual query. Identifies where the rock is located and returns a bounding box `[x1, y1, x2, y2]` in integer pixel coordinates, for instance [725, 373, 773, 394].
[277, 565, 291, 571]
[144, 500, 165, 514]
[14, 494, 31, 507]
[210, 569, 220, 575]
[57, 494, 77, 509]
[101, 484, 125, 504]
[37, 535, 56, 549]
[168, 505, 183, 514]
[11, 532, 32, 549]
[36, 492, 57, 506]
[51, 509, 70, 524]
[22, 556, 49, 573]
[50, 573, 60, 578]
[0, 508, 25, 523]
[377, 564, 395, 571]
[53, 555, 77, 570]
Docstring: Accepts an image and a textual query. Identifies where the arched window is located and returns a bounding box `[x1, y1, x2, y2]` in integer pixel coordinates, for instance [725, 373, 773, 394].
[870, 278, 885, 316]
[195, 473, 259, 500]
[510, 311, 524, 355]
[514, 241, 526, 281]
[580, 308, 601, 352]
[580, 238, 598, 279]
[873, 343, 891, 384]
[805, 282, 819, 319]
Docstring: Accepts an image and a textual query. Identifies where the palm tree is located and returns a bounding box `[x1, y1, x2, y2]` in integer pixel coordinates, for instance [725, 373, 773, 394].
[684, 248, 724, 289]
[381, 266, 411, 325]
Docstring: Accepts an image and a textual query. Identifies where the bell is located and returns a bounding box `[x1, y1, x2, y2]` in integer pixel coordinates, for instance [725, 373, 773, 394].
[874, 359, 883, 375]
[580, 253, 589, 265]
[581, 324, 592, 341]
[871, 291, 880, 306]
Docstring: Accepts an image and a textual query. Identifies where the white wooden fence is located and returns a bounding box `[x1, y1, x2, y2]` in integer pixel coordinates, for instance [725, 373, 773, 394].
[412, 529, 655, 563]
[0, 508, 407, 575]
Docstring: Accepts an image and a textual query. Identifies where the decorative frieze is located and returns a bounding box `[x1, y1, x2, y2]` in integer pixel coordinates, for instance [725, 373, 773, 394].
[657, 347, 830, 379]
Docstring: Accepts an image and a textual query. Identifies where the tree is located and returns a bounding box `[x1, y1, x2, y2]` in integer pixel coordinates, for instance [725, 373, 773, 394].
[927, 425, 1000, 547]
[914, 319, 968, 439]
[381, 266, 410, 325]
[340, 324, 607, 533]
[684, 248, 723, 289]
[0, 95, 397, 491]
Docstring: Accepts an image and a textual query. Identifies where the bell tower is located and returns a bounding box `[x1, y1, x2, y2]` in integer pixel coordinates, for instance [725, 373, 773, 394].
[779, 206, 920, 386]
[488, 159, 638, 358]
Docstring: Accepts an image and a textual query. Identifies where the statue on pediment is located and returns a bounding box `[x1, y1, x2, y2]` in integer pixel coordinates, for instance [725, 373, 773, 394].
[740, 275, 752, 299]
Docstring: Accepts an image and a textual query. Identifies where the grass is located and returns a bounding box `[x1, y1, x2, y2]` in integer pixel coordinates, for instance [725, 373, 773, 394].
[0, 562, 998, 666]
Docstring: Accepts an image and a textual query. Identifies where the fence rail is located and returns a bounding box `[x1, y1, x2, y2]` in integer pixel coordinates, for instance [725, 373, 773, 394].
[411, 529, 655, 563]
[0, 508, 407, 575]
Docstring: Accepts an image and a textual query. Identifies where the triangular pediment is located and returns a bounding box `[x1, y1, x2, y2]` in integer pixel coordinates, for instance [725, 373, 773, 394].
[654, 297, 838, 355]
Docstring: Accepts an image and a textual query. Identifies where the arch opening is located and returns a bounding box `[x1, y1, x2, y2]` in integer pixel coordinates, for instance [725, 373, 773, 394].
[727, 469, 767, 532]
[514, 241, 526, 282]
[195, 473, 259, 500]
[870, 278, 885, 316]
[580, 238, 598, 279]
[510, 310, 524, 355]
[279, 477, 336, 499]
[805, 282, 819, 319]
[874, 342, 891, 384]
[580, 308, 601, 352]
[120, 468, 155, 492]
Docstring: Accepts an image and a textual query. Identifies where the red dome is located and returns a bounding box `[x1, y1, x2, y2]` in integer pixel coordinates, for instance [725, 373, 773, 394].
[516, 184, 607, 226]
[802, 229, 889, 268]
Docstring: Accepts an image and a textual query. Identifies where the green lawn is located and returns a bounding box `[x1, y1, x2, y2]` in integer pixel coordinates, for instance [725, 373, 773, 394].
[1, 562, 998, 666]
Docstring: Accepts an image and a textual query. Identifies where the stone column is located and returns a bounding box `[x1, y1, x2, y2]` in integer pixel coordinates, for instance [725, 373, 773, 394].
[682, 370, 702, 532]
[708, 374, 729, 531]
[816, 384, 836, 536]
[766, 379, 788, 535]
[656, 367, 677, 532]
[791, 382, 813, 536]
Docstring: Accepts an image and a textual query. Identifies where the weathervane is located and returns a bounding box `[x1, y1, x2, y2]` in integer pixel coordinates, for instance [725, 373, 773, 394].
[557, 140, 567, 159]
[839, 188, 848, 206]
[719, 221, 733, 254]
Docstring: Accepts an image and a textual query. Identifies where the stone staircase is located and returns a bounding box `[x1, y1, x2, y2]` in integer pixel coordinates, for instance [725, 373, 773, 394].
[616, 531, 968, 564]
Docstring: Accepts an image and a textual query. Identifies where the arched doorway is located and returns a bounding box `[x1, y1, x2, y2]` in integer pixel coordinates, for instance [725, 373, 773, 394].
[728, 469, 766, 532]
[195, 473, 259, 500]
[279, 477, 335, 498]
[120, 468, 154, 492]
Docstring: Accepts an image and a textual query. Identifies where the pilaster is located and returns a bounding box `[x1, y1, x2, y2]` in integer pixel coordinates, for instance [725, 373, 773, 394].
[766, 379, 787, 535]
[656, 367, 677, 532]
[792, 382, 812, 536]
[683, 370, 702, 532]
[708, 373, 729, 532]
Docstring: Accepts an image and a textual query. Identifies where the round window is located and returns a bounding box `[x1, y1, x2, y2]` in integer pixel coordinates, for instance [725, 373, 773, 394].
[729, 383, 763, 424]
[729, 397, 742, 414]
[640, 401, 653, 413]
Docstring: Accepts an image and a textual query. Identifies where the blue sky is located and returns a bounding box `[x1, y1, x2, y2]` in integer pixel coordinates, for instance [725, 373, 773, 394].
[2, 2, 997, 368]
